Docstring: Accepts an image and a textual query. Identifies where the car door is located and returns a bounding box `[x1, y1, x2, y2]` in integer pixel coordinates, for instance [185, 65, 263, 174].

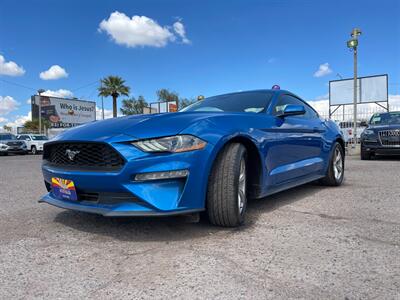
[265, 94, 325, 186]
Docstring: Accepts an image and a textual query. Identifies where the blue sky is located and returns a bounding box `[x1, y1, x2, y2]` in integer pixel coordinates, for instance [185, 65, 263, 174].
[0, 0, 399, 126]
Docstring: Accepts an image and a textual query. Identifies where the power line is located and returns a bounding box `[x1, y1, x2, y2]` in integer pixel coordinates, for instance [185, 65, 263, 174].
[0, 78, 37, 92]
[72, 80, 99, 92]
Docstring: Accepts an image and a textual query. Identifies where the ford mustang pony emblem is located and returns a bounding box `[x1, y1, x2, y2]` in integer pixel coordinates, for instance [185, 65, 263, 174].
[65, 149, 80, 161]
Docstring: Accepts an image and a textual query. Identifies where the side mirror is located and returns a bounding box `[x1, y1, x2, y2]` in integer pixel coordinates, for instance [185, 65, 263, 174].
[278, 105, 306, 117]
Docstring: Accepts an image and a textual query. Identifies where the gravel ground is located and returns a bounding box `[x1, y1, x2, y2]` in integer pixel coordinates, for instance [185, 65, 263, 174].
[0, 154, 399, 299]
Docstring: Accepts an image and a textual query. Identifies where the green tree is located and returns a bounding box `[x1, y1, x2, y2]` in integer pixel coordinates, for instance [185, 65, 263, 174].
[156, 88, 196, 110]
[2, 125, 12, 132]
[23, 119, 51, 133]
[120, 96, 148, 115]
[98, 76, 130, 118]
[156, 88, 179, 103]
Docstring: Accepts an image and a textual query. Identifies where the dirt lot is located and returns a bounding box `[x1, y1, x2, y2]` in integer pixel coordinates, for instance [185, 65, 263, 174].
[0, 155, 399, 299]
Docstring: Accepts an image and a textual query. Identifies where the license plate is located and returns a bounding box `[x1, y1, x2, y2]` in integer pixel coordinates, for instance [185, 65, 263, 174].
[51, 177, 78, 201]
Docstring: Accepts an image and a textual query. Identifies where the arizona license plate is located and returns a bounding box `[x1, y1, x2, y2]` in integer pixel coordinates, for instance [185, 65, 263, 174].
[51, 177, 78, 201]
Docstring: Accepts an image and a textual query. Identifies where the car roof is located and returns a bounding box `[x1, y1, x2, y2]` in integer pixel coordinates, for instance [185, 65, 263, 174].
[206, 89, 290, 99]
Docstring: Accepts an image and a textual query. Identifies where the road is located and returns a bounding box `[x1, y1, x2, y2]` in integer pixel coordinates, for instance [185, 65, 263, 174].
[0, 155, 399, 299]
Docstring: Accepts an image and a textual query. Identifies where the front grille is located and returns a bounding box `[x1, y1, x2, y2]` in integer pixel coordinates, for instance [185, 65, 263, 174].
[378, 130, 400, 147]
[6, 141, 23, 147]
[43, 142, 125, 170]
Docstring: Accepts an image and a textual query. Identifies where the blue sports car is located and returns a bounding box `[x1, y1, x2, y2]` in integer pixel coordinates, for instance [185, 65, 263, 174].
[40, 88, 345, 227]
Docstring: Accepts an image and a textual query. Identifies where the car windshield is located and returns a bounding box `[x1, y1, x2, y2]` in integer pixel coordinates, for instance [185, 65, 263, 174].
[31, 135, 48, 140]
[369, 112, 400, 125]
[180, 91, 273, 113]
[0, 134, 16, 140]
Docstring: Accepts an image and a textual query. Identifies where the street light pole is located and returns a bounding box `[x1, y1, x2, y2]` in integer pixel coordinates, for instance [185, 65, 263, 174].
[347, 28, 362, 149]
[37, 89, 45, 135]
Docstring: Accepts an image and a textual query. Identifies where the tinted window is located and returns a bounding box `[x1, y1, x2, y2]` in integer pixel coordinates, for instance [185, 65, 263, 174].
[273, 94, 318, 119]
[0, 134, 16, 140]
[181, 92, 273, 113]
[369, 112, 400, 125]
[31, 135, 48, 140]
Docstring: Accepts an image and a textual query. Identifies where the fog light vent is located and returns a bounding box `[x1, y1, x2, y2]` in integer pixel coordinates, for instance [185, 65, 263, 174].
[134, 170, 189, 181]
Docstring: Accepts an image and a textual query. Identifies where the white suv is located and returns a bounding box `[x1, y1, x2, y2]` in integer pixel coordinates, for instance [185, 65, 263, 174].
[17, 134, 49, 155]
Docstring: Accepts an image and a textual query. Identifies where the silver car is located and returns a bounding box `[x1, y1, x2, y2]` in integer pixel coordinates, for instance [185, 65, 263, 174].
[0, 133, 28, 155]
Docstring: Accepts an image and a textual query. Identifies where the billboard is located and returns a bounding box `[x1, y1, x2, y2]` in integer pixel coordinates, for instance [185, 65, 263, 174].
[31, 95, 96, 128]
[329, 74, 388, 106]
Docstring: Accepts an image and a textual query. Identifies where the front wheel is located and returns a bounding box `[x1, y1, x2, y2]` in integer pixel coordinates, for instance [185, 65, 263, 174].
[31, 146, 37, 155]
[207, 143, 247, 227]
[320, 142, 344, 186]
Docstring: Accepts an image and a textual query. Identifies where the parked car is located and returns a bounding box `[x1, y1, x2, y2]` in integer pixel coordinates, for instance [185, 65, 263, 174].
[0, 133, 28, 155]
[360, 111, 400, 160]
[40, 88, 345, 227]
[338, 121, 367, 143]
[17, 134, 49, 155]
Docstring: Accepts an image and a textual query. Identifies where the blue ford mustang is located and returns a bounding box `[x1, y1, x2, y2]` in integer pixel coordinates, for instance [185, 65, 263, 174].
[40, 89, 345, 227]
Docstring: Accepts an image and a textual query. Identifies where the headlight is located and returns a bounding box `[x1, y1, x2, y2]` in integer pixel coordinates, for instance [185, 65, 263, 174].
[0, 143, 7, 149]
[363, 129, 374, 135]
[132, 135, 207, 153]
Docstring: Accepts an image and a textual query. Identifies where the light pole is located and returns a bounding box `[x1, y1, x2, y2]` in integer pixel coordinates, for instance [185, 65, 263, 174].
[37, 89, 45, 134]
[347, 28, 361, 149]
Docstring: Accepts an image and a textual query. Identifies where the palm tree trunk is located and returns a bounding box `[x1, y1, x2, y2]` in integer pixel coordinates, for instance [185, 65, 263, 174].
[112, 95, 117, 118]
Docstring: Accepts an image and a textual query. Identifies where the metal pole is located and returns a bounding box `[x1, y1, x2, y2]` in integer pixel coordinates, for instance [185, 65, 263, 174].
[353, 47, 357, 148]
[101, 80, 105, 120]
[38, 93, 42, 135]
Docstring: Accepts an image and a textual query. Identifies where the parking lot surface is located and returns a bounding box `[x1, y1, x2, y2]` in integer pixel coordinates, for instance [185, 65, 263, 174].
[0, 155, 399, 299]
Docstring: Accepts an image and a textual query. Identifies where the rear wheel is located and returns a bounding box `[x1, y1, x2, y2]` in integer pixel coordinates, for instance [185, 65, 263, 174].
[207, 143, 247, 227]
[320, 142, 344, 186]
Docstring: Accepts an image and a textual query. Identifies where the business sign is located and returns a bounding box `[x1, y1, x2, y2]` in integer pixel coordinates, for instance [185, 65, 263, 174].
[329, 74, 388, 106]
[31, 95, 96, 128]
[148, 101, 178, 114]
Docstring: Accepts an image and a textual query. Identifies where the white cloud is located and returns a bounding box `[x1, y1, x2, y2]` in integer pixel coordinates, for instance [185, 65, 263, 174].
[0, 117, 8, 123]
[96, 106, 113, 120]
[41, 89, 74, 98]
[99, 11, 190, 48]
[39, 65, 68, 80]
[0, 55, 25, 76]
[0, 96, 20, 115]
[173, 21, 190, 44]
[5, 112, 32, 128]
[313, 63, 332, 78]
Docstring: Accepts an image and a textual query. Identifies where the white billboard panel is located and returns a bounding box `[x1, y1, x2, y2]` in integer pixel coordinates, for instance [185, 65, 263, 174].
[32, 95, 96, 128]
[329, 74, 388, 106]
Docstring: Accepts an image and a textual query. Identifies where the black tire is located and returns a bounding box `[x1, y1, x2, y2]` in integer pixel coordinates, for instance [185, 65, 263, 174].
[207, 143, 247, 227]
[320, 142, 344, 186]
[360, 147, 371, 160]
[31, 146, 37, 155]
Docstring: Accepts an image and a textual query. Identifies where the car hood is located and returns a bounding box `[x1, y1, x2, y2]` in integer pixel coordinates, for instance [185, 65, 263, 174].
[52, 112, 237, 142]
[367, 124, 400, 131]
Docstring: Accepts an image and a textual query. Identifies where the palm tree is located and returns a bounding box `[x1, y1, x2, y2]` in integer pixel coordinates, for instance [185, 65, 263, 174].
[98, 76, 130, 118]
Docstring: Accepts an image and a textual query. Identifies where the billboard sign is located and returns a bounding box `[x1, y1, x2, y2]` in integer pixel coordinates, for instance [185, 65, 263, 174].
[31, 95, 96, 128]
[329, 74, 388, 106]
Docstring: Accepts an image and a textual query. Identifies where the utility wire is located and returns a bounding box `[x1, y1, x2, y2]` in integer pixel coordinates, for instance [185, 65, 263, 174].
[0, 78, 37, 91]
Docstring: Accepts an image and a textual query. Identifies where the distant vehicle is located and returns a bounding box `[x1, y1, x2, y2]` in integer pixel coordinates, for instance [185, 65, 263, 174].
[17, 134, 49, 155]
[0, 133, 28, 156]
[40, 88, 345, 227]
[360, 111, 400, 160]
[338, 121, 367, 143]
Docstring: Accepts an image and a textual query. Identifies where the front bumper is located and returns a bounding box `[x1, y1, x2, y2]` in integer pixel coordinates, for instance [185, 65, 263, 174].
[361, 141, 400, 155]
[40, 139, 214, 216]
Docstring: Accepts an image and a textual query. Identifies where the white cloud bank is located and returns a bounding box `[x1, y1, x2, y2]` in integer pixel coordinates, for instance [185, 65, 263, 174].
[41, 89, 74, 98]
[39, 65, 68, 80]
[99, 11, 190, 47]
[0, 55, 25, 76]
[0, 96, 20, 115]
[313, 63, 332, 78]
[96, 106, 114, 120]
